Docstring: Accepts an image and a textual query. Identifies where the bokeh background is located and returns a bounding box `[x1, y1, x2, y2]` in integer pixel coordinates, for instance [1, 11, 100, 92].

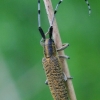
[0, 0, 100, 100]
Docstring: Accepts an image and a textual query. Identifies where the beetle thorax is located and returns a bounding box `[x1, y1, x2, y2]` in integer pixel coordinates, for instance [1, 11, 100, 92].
[44, 39, 57, 58]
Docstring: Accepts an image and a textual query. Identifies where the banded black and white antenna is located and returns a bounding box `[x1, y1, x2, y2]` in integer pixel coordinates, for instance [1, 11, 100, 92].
[51, 0, 63, 26]
[48, 0, 63, 39]
[85, 0, 91, 15]
[38, 0, 45, 40]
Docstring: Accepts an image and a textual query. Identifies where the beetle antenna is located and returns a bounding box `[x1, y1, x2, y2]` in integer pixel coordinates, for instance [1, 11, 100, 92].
[85, 0, 91, 15]
[38, 0, 45, 40]
[51, 0, 63, 26]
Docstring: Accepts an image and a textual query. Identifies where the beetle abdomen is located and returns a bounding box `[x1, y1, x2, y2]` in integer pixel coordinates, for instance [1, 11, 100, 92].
[43, 56, 68, 100]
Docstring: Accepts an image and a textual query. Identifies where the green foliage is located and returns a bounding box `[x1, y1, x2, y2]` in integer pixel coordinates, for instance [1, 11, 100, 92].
[0, 0, 100, 100]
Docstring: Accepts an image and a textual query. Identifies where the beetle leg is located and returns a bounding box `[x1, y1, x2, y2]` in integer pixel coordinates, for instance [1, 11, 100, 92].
[57, 43, 69, 51]
[59, 55, 70, 59]
[45, 79, 48, 85]
[63, 72, 67, 81]
[63, 72, 73, 81]
[57, 43, 70, 59]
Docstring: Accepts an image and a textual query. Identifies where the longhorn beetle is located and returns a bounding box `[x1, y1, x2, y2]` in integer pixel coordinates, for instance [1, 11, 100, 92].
[38, 0, 91, 100]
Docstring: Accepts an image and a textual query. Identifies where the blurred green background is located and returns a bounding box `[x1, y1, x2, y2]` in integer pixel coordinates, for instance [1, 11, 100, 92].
[0, 0, 100, 100]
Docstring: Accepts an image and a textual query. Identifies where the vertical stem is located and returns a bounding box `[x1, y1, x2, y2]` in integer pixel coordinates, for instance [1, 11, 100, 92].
[43, 0, 77, 100]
